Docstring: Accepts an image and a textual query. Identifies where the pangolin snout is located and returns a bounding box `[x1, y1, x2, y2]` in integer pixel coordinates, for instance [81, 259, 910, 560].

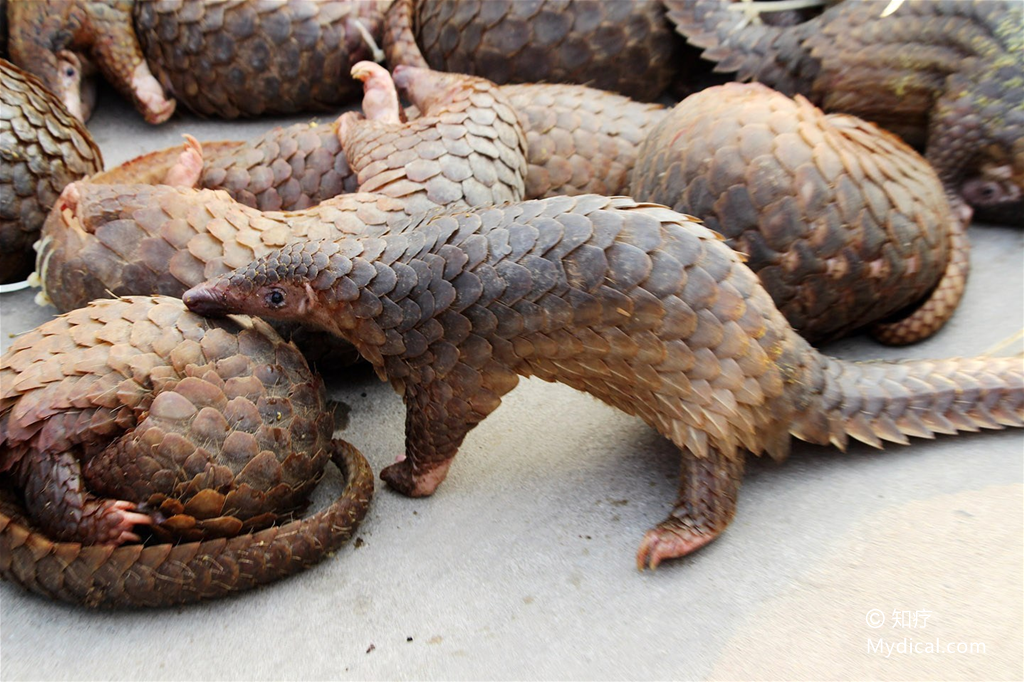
[182, 284, 228, 317]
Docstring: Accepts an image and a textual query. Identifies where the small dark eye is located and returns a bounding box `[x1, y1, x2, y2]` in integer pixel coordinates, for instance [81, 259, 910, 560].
[65, 67, 76, 77]
[266, 289, 285, 308]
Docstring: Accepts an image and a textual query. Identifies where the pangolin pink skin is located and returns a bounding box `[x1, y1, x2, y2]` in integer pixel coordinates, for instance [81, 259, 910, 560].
[54, 51, 85, 122]
[181, 196, 1024, 569]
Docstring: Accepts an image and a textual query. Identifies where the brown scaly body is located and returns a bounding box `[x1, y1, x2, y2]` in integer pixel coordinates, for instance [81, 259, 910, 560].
[339, 64, 528, 214]
[93, 71, 665, 212]
[665, 0, 1024, 222]
[7, 0, 175, 123]
[503, 82, 666, 199]
[33, 65, 665, 311]
[0, 59, 102, 283]
[198, 122, 360, 212]
[0, 296, 373, 608]
[134, 0, 388, 119]
[182, 195, 1024, 569]
[383, 0, 678, 101]
[631, 82, 965, 345]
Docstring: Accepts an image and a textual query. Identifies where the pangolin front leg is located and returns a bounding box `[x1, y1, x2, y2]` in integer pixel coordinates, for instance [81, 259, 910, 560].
[381, 364, 520, 496]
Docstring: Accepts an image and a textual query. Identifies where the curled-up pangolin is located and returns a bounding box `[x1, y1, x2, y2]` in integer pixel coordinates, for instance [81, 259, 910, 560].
[134, 0, 389, 119]
[383, 0, 678, 101]
[0, 296, 373, 608]
[664, 0, 1024, 224]
[631, 82, 966, 345]
[0, 58, 103, 283]
[182, 195, 1024, 569]
[7, 0, 175, 123]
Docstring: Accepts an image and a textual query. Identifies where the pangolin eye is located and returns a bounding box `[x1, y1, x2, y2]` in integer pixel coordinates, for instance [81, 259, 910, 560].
[65, 67, 76, 78]
[265, 289, 285, 308]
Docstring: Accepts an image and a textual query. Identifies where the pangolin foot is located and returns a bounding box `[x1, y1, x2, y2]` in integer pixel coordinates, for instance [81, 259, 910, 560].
[163, 134, 204, 188]
[92, 499, 153, 545]
[635, 521, 721, 571]
[380, 458, 452, 497]
[132, 63, 176, 124]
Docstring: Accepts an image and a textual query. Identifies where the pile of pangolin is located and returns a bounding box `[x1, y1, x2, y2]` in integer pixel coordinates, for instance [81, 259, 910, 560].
[1, 0, 1021, 608]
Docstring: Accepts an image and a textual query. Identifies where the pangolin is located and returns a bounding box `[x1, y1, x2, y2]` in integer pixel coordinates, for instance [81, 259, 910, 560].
[630, 82, 965, 345]
[0, 295, 373, 608]
[1, 58, 103, 283]
[664, 0, 1024, 224]
[88, 64, 666, 214]
[383, 0, 679, 101]
[6, 0, 175, 123]
[181, 195, 1024, 569]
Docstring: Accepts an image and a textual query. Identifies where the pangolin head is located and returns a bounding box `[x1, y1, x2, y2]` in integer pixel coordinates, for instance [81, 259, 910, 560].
[183, 239, 355, 332]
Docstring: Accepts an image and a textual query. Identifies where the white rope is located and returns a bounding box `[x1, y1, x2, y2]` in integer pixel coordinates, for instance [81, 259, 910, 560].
[0, 280, 31, 294]
[352, 18, 385, 64]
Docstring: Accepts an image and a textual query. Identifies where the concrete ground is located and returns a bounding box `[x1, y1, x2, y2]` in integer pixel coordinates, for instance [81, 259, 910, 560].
[1, 92, 1022, 682]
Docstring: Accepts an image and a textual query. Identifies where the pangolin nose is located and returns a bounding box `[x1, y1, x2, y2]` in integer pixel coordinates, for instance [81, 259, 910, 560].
[182, 285, 226, 317]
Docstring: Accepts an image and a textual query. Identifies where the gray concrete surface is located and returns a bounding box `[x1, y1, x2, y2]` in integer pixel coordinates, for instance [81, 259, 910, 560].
[1, 92, 1022, 682]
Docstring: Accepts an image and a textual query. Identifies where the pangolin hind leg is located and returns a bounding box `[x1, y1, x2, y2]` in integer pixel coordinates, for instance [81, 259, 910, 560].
[636, 447, 745, 571]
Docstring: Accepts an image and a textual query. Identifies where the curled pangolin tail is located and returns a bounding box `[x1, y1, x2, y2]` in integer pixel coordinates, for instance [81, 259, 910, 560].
[871, 211, 971, 345]
[382, 0, 429, 71]
[0, 440, 373, 609]
[794, 354, 1024, 451]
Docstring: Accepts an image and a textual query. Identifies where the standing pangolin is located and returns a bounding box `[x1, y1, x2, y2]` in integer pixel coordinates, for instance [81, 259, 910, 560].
[664, 0, 1024, 224]
[182, 196, 1024, 569]
[0, 296, 373, 608]
[1, 59, 103, 283]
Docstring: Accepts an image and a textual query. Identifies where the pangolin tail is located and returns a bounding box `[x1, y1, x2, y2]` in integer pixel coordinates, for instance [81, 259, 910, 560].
[0, 440, 373, 609]
[662, 0, 822, 95]
[794, 354, 1024, 451]
[382, 0, 429, 70]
